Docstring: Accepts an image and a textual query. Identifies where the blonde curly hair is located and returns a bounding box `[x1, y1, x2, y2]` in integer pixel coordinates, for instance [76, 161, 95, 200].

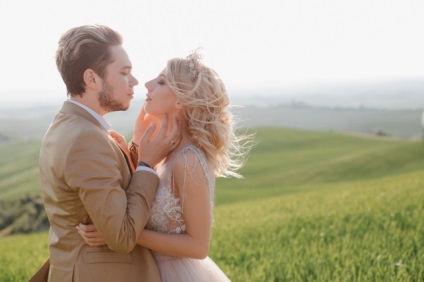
[164, 50, 251, 178]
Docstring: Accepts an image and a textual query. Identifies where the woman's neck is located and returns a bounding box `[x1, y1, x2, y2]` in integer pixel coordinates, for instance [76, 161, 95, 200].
[153, 113, 195, 148]
[174, 131, 194, 150]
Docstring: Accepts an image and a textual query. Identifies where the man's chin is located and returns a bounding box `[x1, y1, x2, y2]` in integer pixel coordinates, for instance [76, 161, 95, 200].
[103, 104, 130, 113]
[116, 105, 130, 112]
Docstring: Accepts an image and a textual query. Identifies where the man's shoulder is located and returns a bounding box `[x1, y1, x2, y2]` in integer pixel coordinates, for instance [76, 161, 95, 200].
[56, 101, 103, 129]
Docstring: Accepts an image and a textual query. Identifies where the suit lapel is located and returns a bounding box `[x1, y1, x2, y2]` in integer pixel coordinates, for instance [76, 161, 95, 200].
[61, 101, 135, 174]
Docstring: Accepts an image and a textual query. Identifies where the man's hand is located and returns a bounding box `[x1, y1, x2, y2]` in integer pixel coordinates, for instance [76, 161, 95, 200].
[132, 103, 159, 143]
[131, 103, 182, 168]
[137, 114, 181, 168]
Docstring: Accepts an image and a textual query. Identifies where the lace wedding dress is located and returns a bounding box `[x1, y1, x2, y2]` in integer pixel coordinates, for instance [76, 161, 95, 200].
[146, 145, 230, 282]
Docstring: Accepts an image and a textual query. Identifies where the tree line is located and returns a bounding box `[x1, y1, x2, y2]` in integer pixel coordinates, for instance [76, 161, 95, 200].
[0, 194, 49, 237]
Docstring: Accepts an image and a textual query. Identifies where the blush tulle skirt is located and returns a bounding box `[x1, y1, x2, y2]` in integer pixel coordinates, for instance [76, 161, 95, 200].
[153, 252, 231, 282]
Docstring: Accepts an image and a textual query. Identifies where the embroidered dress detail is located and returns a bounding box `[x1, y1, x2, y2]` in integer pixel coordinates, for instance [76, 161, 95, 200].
[147, 145, 214, 234]
[146, 145, 230, 281]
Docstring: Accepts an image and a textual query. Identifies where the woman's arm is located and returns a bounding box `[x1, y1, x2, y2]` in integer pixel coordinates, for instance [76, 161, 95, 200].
[77, 150, 213, 259]
[137, 151, 212, 259]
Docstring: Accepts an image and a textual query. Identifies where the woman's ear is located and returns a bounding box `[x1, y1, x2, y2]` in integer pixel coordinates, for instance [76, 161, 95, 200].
[83, 69, 101, 91]
[175, 100, 184, 110]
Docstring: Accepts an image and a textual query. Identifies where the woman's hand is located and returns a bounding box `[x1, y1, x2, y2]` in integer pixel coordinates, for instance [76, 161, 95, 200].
[76, 223, 107, 247]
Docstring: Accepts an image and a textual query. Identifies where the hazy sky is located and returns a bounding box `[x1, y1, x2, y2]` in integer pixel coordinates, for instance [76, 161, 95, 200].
[0, 0, 423, 104]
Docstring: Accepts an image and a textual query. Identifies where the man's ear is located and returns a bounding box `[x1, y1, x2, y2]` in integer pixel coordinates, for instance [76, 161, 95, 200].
[83, 69, 101, 91]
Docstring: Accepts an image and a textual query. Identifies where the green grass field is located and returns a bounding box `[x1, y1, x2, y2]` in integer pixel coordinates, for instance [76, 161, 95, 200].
[0, 140, 41, 200]
[1, 128, 424, 281]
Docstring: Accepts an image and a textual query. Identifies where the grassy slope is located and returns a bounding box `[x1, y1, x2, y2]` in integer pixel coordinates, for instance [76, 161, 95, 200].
[1, 128, 424, 281]
[0, 141, 41, 200]
[216, 128, 424, 204]
[4, 127, 420, 201]
[212, 170, 424, 281]
[212, 128, 424, 280]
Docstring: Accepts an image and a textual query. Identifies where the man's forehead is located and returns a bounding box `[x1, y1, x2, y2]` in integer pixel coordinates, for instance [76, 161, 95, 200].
[109, 45, 132, 68]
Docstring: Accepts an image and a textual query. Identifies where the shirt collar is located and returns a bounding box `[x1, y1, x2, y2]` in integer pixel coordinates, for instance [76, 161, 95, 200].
[67, 99, 111, 130]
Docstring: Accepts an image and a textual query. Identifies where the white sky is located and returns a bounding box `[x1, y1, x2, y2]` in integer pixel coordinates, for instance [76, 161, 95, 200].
[0, 0, 423, 104]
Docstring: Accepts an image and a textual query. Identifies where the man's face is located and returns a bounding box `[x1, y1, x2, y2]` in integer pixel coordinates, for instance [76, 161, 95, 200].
[98, 45, 138, 112]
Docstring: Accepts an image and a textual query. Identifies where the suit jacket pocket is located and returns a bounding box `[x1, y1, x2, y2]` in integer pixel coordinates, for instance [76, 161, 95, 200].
[83, 247, 134, 264]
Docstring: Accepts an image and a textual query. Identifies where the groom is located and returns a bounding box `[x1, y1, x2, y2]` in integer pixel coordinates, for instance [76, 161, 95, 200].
[38, 25, 179, 281]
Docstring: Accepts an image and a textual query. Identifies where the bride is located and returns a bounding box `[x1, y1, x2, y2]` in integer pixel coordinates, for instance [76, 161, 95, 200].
[77, 50, 251, 281]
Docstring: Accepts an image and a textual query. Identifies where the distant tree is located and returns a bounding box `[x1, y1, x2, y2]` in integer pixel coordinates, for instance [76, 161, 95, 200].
[0, 194, 49, 236]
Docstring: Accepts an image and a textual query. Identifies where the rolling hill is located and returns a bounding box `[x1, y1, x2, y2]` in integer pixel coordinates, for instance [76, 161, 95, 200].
[1, 128, 424, 281]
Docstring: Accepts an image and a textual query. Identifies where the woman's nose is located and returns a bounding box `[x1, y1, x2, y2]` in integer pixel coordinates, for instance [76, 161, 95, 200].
[144, 80, 151, 91]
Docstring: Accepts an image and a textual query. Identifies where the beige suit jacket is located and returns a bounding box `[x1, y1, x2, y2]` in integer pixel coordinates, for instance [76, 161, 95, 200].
[39, 101, 160, 282]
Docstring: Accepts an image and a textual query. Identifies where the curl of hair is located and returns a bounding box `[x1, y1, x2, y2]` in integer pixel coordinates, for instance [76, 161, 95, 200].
[165, 51, 253, 178]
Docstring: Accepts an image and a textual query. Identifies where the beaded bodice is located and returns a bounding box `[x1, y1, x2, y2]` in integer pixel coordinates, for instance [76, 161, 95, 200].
[146, 145, 215, 234]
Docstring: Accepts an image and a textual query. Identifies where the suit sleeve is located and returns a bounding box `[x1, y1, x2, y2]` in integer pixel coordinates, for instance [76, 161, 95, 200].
[65, 130, 158, 253]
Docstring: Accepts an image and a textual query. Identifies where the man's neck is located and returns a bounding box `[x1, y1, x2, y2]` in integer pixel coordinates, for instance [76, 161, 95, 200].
[67, 99, 111, 130]
[70, 95, 105, 116]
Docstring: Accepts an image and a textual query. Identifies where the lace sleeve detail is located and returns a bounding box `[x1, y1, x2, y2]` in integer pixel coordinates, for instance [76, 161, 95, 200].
[147, 145, 216, 234]
[172, 146, 215, 214]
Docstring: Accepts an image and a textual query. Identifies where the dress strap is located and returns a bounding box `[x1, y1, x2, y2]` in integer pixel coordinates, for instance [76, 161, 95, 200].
[167, 145, 215, 213]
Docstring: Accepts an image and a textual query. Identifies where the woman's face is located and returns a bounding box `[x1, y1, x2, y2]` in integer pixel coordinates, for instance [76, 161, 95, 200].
[144, 71, 179, 118]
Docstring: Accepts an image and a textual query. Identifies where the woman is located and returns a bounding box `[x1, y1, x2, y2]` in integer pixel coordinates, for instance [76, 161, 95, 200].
[77, 50, 251, 281]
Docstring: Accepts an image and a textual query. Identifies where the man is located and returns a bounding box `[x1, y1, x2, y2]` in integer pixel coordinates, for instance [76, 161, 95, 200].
[39, 25, 178, 281]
